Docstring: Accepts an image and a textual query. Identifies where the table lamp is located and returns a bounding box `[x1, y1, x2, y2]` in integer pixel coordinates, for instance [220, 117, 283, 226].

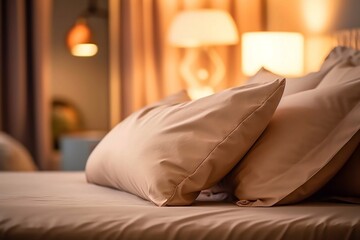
[242, 32, 304, 77]
[169, 9, 238, 99]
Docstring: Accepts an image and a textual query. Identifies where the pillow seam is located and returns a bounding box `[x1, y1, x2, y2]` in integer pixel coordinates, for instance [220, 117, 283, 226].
[274, 106, 360, 206]
[164, 81, 285, 205]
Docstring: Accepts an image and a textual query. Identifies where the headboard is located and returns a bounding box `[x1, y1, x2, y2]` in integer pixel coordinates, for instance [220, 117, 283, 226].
[332, 28, 360, 50]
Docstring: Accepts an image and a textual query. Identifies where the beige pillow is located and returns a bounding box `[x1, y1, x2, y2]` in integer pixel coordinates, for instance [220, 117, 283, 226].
[285, 46, 360, 95]
[86, 80, 285, 206]
[228, 79, 360, 207]
[321, 46, 360, 68]
[0, 132, 37, 171]
[246, 67, 327, 97]
[150, 89, 190, 106]
[320, 133, 360, 200]
[246, 67, 282, 84]
[314, 59, 360, 201]
[318, 62, 360, 87]
[316, 61, 360, 201]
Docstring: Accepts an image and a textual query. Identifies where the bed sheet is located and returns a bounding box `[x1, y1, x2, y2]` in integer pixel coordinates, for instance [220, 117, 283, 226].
[0, 172, 359, 240]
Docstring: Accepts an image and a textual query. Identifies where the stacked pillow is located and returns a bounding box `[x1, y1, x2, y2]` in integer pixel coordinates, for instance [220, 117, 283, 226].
[0, 132, 37, 171]
[314, 49, 360, 202]
[283, 46, 357, 95]
[86, 79, 285, 206]
[228, 78, 360, 206]
[320, 143, 360, 202]
[86, 46, 359, 207]
[226, 46, 360, 206]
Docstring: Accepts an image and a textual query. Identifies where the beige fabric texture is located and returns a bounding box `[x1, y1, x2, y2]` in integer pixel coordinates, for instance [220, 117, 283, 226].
[149, 89, 191, 107]
[228, 78, 360, 207]
[321, 133, 360, 199]
[315, 54, 360, 200]
[0, 132, 37, 171]
[318, 62, 360, 87]
[246, 67, 282, 85]
[279, 130, 360, 205]
[245, 67, 323, 97]
[2, 172, 360, 240]
[86, 80, 285, 206]
[284, 46, 357, 95]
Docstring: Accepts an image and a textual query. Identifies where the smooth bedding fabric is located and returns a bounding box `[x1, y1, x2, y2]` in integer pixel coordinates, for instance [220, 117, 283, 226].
[86, 80, 285, 206]
[318, 63, 360, 87]
[0, 172, 360, 240]
[227, 46, 360, 206]
[229, 78, 360, 207]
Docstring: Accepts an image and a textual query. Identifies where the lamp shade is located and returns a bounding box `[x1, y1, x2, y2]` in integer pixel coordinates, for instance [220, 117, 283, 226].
[242, 32, 304, 76]
[66, 19, 98, 57]
[169, 9, 239, 47]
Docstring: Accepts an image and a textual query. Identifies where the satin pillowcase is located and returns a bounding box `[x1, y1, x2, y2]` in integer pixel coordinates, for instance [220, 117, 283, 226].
[228, 78, 360, 207]
[86, 80, 285, 206]
[314, 54, 360, 201]
[228, 47, 360, 206]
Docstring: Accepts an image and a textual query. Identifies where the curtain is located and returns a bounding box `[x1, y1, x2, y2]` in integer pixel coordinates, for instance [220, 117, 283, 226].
[0, 0, 52, 169]
[109, 0, 263, 123]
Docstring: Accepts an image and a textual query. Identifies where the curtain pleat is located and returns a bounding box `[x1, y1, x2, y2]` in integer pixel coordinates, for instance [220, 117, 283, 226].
[111, 0, 263, 120]
[0, 0, 51, 169]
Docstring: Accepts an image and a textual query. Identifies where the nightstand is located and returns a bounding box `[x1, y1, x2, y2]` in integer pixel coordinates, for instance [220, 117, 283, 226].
[60, 131, 106, 171]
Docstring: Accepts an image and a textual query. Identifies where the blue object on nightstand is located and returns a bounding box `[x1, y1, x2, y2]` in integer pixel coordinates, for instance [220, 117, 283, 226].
[60, 131, 106, 171]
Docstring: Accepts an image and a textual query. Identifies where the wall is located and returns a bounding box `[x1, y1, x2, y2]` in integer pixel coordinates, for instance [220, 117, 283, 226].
[267, 0, 360, 73]
[51, 0, 109, 131]
[333, 0, 360, 30]
[268, 0, 360, 33]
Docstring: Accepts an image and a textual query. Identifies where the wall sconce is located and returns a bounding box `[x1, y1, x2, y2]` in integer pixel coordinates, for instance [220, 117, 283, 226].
[66, 0, 107, 57]
[242, 32, 304, 77]
[169, 9, 238, 99]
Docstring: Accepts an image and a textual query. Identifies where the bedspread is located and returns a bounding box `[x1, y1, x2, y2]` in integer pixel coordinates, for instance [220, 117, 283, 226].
[0, 172, 359, 240]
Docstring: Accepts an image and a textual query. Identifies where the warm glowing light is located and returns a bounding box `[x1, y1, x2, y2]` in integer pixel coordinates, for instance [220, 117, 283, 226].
[242, 32, 304, 76]
[302, 0, 338, 33]
[71, 43, 98, 57]
[187, 86, 214, 100]
[66, 19, 98, 57]
[197, 69, 209, 81]
[169, 9, 238, 47]
[169, 9, 239, 99]
[304, 35, 333, 73]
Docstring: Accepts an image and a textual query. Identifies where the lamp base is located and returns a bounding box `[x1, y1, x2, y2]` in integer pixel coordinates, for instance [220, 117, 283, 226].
[180, 47, 225, 100]
[187, 86, 214, 100]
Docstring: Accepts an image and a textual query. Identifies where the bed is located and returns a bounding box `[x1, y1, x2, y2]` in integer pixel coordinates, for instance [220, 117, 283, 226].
[1, 29, 360, 240]
[0, 172, 358, 240]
